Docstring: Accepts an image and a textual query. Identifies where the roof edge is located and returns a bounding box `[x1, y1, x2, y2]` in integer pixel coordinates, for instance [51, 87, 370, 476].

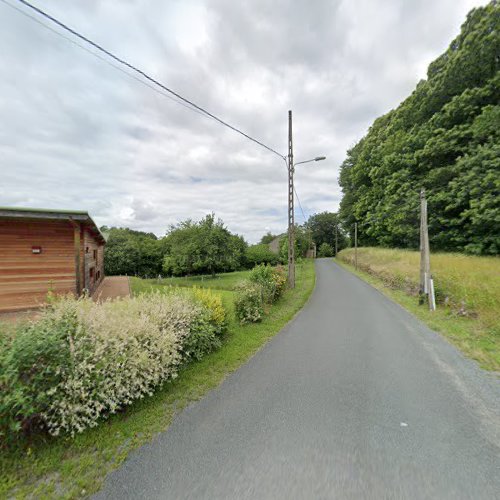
[0, 207, 106, 244]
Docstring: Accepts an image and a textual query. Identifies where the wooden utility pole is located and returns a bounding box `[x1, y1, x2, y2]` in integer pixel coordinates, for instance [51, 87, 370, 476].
[287, 110, 295, 288]
[419, 188, 435, 310]
[354, 222, 358, 270]
[419, 189, 426, 304]
[335, 223, 338, 257]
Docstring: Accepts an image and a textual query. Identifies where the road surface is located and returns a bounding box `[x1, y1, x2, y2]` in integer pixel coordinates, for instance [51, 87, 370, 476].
[96, 259, 500, 499]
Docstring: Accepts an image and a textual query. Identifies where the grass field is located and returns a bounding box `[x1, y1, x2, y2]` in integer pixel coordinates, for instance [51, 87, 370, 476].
[130, 270, 251, 294]
[338, 247, 499, 371]
[1, 261, 315, 499]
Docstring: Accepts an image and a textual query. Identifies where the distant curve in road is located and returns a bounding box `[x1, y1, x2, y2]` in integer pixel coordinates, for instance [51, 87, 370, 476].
[95, 259, 500, 500]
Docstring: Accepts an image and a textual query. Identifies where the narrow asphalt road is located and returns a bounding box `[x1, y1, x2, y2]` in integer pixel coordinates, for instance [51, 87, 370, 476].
[96, 259, 500, 499]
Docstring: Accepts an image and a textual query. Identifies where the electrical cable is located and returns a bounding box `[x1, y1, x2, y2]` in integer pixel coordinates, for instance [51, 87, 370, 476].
[6, 0, 286, 159]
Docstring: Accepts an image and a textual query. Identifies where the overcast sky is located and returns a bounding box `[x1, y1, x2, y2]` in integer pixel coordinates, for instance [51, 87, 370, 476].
[0, 0, 488, 242]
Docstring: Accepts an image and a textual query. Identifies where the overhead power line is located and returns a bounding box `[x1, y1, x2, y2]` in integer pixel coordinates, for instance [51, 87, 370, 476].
[0, 0, 210, 120]
[8, 0, 286, 160]
[294, 187, 308, 222]
[4, 0, 314, 227]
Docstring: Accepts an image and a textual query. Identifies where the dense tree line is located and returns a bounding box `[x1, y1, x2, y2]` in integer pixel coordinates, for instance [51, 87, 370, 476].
[305, 212, 349, 255]
[101, 227, 164, 277]
[102, 215, 246, 278]
[162, 214, 247, 276]
[102, 211, 347, 277]
[338, 2, 499, 255]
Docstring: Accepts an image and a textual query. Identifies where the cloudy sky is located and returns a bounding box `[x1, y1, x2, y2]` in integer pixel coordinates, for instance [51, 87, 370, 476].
[0, 0, 488, 241]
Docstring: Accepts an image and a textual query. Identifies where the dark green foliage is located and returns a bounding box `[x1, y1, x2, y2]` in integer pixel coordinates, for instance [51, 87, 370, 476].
[279, 225, 311, 261]
[306, 212, 348, 254]
[0, 313, 74, 443]
[318, 243, 334, 257]
[338, 2, 500, 255]
[103, 227, 163, 277]
[260, 232, 278, 245]
[182, 312, 222, 361]
[103, 215, 248, 279]
[162, 214, 247, 276]
[245, 243, 281, 267]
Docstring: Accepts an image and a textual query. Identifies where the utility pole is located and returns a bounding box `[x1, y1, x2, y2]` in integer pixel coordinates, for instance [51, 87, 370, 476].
[287, 110, 295, 288]
[419, 189, 426, 304]
[354, 222, 358, 270]
[419, 188, 435, 311]
[335, 223, 338, 256]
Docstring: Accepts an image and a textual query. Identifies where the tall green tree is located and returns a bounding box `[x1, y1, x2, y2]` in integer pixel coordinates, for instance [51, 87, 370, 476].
[103, 227, 163, 277]
[305, 212, 348, 254]
[259, 232, 278, 245]
[162, 214, 247, 276]
[338, 2, 500, 255]
[279, 225, 310, 262]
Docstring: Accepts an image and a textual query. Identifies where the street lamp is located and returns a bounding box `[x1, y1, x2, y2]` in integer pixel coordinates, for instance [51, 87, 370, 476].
[294, 156, 326, 168]
[291, 156, 326, 266]
[286, 112, 326, 289]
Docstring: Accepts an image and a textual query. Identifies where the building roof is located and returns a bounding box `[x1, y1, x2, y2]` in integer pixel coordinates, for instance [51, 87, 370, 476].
[0, 207, 106, 244]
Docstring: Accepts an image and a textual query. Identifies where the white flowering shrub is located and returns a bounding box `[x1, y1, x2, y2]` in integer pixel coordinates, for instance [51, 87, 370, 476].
[0, 290, 225, 443]
[234, 281, 264, 324]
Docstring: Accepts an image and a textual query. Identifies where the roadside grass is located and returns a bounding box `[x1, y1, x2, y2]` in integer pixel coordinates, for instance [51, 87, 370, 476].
[337, 248, 499, 372]
[130, 270, 251, 294]
[0, 261, 315, 499]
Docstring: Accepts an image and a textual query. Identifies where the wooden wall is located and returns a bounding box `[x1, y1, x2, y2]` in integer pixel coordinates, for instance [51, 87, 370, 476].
[0, 219, 76, 312]
[83, 228, 105, 295]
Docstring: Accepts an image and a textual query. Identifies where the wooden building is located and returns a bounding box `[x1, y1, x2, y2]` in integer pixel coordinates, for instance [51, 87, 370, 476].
[0, 207, 105, 313]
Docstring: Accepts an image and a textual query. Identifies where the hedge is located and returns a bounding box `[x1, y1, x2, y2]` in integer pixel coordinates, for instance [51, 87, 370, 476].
[0, 290, 225, 444]
[234, 265, 287, 324]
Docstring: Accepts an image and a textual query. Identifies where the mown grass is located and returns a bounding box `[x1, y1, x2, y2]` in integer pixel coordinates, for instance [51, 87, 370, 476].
[130, 270, 251, 294]
[0, 261, 315, 499]
[337, 247, 499, 371]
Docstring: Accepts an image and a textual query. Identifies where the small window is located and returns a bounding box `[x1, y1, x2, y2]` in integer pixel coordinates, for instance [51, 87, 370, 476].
[85, 246, 89, 254]
[89, 267, 95, 278]
[93, 249, 97, 260]
[96, 270, 101, 281]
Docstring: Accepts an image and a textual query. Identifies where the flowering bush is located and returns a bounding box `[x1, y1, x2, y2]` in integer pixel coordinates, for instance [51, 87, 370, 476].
[248, 264, 287, 304]
[192, 287, 227, 335]
[234, 281, 264, 324]
[0, 291, 225, 443]
[182, 288, 227, 361]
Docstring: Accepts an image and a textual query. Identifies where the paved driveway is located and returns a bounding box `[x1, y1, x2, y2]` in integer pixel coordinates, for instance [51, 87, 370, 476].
[93, 276, 131, 302]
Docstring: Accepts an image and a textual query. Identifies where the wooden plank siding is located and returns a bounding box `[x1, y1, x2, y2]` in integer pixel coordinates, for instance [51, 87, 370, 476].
[0, 219, 76, 312]
[83, 228, 104, 296]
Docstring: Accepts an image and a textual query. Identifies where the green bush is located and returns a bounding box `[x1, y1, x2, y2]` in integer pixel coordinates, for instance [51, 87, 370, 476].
[234, 282, 264, 324]
[248, 264, 287, 304]
[245, 244, 281, 268]
[192, 287, 227, 335]
[182, 312, 222, 361]
[0, 291, 226, 444]
[182, 288, 227, 360]
[318, 243, 334, 257]
[0, 317, 73, 441]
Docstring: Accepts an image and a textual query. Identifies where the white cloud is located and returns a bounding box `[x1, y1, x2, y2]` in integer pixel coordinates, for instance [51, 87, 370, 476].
[0, 0, 489, 242]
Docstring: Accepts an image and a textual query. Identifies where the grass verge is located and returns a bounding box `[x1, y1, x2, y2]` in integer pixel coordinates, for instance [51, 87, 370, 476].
[336, 251, 499, 372]
[0, 261, 315, 499]
[130, 270, 251, 293]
